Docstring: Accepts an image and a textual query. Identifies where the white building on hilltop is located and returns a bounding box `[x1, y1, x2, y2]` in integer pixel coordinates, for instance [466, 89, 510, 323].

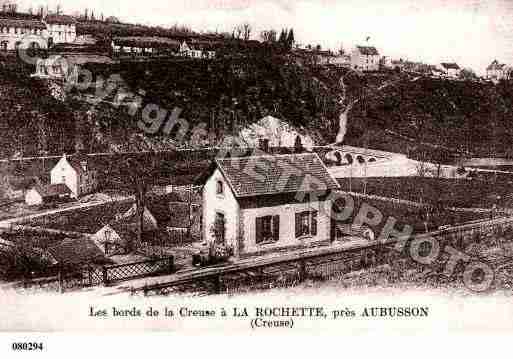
[351, 45, 380, 72]
[438, 62, 461, 78]
[43, 14, 76, 44]
[0, 15, 47, 51]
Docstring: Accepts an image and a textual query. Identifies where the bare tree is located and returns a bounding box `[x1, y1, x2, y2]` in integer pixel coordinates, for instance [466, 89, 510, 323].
[232, 25, 242, 40]
[242, 23, 251, 41]
[260, 29, 277, 43]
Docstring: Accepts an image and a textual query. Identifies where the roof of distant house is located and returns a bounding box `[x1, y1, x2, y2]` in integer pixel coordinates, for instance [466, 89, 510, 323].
[214, 153, 340, 198]
[32, 183, 71, 198]
[356, 46, 379, 56]
[440, 62, 460, 70]
[44, 14, 76, 25]
[46, 238, 105, 266]
[0, 16, 46, 29]
[487, 60, 506, 71]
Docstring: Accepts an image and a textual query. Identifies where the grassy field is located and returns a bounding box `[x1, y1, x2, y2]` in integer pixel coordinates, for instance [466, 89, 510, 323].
[26, 200, 134, 234]
[335, 195, 488, 235]
[337, 177, 513, 209]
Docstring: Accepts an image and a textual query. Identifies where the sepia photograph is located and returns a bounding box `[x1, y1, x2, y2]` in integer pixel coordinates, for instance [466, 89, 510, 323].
[1, 0, 513, 348]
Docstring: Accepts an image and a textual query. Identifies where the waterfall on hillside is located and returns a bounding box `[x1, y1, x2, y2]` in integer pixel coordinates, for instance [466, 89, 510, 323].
[336, 106, 350, 144]
[335, 74, 350, 144]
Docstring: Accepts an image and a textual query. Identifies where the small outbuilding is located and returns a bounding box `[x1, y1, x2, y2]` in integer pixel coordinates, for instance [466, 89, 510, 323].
[25, 183, 72, 206]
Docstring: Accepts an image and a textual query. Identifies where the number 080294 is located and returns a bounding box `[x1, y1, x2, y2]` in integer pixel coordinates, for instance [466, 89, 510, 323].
[12, 342, 44, 351]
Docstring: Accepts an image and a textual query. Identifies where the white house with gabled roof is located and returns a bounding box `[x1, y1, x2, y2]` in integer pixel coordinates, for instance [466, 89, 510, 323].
[50, 154, 99, 198]
[200, 152, 340, 258]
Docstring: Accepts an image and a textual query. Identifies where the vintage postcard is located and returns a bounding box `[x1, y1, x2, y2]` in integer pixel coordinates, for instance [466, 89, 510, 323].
[1, 0, 513, 349]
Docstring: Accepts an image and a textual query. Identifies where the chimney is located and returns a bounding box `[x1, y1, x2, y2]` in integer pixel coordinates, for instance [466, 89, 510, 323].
[258, 138, 270, 154]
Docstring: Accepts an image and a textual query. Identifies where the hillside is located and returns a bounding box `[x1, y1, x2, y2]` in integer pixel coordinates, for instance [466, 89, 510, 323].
[2, 53, 513, 164]
[0, 54, 341, 158]
[318, 67, 513, 161]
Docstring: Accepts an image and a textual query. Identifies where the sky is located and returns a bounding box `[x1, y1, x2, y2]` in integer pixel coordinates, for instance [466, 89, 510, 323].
[11, 0, 513, 74]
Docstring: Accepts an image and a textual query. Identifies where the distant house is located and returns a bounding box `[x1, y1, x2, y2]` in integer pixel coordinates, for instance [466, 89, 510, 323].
[438, 62, 461, 78]
[330, 53, 351, 68]
[43, 14, 76, 44]
[239, 115, 315, 151]
[179, 40, 216, 59]
[92, 210, 158, 255]
[25, 183, 72, 206]
[380, 56, 393, 70]
[50, 154, 99, 198]
[93, 192, 202, 251]
[200, 153, 340, 257]
[293, 48, 346, 67]
[486, 60, 510, 81]
[111, 36, 180, 56]
[351, 45, 380, 71]
[0, 15, 47, 51]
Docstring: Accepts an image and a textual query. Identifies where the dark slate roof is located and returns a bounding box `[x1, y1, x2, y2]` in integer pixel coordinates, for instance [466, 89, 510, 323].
[33, 183, 71, 198]
[45, 14, 76, 25]
[215, 153, 340, 198]
[0, 17, 46, 29]
[47, 238, 104, 266]
[441, 62, 460, 70]
[356, 46, 379, 56]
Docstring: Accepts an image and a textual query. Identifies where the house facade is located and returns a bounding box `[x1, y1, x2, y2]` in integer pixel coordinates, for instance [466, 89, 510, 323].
[351, 45, 380, 72]
[43, 14, 76, 44]
[201, 153, 340, 257]
[487, 60, 510, 81]
[50, 154, 99, 198]
[438, 62, 461, 78]
[0, 15, 47, 51]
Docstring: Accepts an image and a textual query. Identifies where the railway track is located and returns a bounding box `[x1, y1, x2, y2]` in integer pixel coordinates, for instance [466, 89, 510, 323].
[120, 216, 513, 297]
[126, 240, 394, 296]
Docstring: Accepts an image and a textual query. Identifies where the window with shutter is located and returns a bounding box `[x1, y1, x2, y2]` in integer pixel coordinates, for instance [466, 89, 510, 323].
[295, 211, 318, 238]
[295, 213, 301, 238]
[256, 215, 279, 244]
[311, 211, 318, 236]
[255, 217, 263, 243]
[273, 215, 280, 242]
